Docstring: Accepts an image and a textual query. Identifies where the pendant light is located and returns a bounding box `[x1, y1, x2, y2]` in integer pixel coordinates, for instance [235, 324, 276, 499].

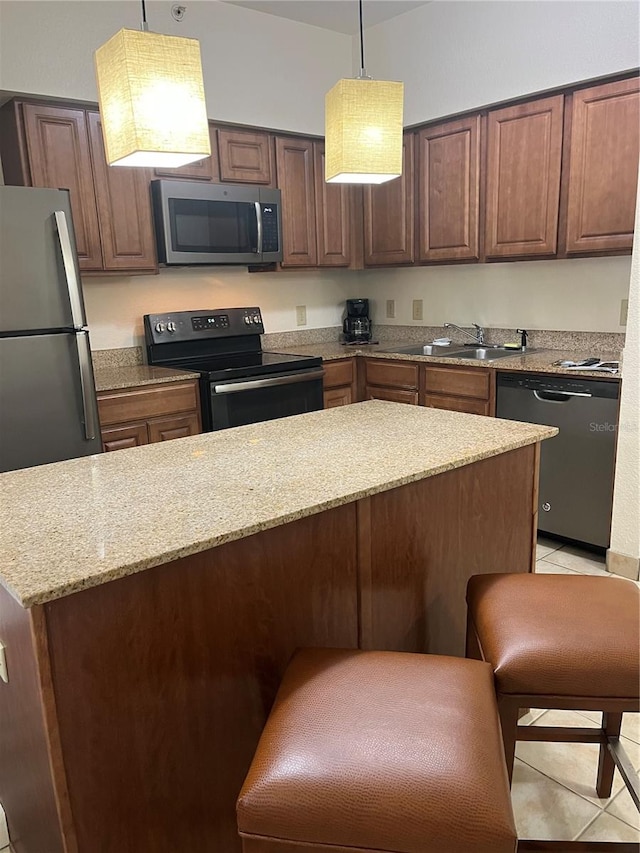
[325, 0, 404, 184]
[94, 0, 210, 168]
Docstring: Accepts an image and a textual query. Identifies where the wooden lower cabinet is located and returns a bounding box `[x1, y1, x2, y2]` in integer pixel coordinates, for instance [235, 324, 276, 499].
[98, 380, 201, 451]
[423, 365, 494, 416]
[363, 358, 419, 406]
[101, 421, 149, 452]
[322, 358, 356, 408]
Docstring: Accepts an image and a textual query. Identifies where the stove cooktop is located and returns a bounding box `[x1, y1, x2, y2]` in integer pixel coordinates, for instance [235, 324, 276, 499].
[173, 351, 322, 382]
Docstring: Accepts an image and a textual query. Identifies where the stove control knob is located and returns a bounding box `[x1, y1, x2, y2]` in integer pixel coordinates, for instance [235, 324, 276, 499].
[155, 322, 165, 334]
[167, 322, 176, 333]
[244, 316, 251, 325]
[252, 314, 261, 324]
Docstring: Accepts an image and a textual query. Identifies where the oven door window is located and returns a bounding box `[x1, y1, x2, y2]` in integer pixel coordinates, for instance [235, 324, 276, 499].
[208, 375, 323, 431]
[169, 199, 258, 254]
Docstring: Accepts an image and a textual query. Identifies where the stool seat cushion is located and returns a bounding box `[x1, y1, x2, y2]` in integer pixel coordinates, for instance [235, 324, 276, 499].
[467, 573, 640, 698]
[237, 648, 516, 853]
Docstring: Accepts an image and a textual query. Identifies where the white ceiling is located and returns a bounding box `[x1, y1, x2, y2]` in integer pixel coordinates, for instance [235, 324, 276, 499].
[221, 1, 430, 35]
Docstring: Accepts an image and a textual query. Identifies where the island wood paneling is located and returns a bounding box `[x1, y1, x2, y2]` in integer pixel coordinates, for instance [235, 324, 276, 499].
[0, 588, 70, 853]
[361, 444, 536, 657]
[43, 505, 358, 853]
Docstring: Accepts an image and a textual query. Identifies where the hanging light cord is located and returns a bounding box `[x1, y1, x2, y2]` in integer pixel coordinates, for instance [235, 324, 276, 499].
[140, 0, 149, 31]
[357, 0, 371, 79]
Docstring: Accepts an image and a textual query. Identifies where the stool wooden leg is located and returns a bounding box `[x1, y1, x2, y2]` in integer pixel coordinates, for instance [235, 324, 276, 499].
[596, 712, 623, 799]
[498, 696, 519, 782]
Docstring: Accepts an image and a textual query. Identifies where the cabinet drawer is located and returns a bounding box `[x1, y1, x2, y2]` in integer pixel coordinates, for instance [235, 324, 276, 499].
[366, 386, 418, 405]
[424, 394, 490, 416]
[424, 366, 489, 400]
[365, 359, 419, 390]
[98, 381, 199, 427]
[323, 359, 355, 389]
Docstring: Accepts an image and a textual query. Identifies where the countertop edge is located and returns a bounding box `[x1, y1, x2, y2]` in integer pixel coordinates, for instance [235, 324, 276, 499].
[13, 422, 556, 609]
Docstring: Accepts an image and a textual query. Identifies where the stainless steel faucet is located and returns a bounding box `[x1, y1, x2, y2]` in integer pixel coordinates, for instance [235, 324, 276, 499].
[443, 322, 485, 345]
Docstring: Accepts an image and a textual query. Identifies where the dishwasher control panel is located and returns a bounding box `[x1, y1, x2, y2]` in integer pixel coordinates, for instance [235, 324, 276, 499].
[497, 373, 619, 399]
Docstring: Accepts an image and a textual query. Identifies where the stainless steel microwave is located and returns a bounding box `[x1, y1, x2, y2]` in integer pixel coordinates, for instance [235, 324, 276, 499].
[151, 180, 282, 265]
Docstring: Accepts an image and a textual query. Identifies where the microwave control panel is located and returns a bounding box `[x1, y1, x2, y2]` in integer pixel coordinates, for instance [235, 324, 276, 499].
[261, 204, 280, 253]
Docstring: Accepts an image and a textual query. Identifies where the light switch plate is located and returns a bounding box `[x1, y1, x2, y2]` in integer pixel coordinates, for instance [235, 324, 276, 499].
[386, 299, 395, 319]
[620, 299, 628, 326]
[0, 642, 7, 684]
[295, 305, 307, 326]
[412, 299, 423, 321]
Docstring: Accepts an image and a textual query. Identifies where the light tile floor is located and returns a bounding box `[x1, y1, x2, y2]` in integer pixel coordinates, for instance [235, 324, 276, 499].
[1, 537, 637, 852]
[512, 535, 640, 844]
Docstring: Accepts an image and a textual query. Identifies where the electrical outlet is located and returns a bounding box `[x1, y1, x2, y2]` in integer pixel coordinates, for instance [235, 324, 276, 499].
[412, 299, 423, 321]
[386, 299, 395, 319]
[295, 305, 307, 326]
[620, 298, 629, 326]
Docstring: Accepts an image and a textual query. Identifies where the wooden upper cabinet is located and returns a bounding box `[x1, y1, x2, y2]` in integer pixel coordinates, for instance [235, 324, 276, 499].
[218, 128, 273, 184]
[314, 143, 351, 267]
[364, 133, 415, 265]
[566, 78, 640, 254]
[418, 116, 480, 262]
[153, 125, 218, 180]
[275, 136, 317, 266]
[87, 113, 157, 272]
[22, 103, 103, 270]
[485, 95, 564, 258]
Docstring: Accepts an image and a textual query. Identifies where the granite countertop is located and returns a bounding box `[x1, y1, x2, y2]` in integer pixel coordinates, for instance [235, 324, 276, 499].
[276, 342, 622, 379]
[94, 365, 201, 392]
[0, 401, 556, 608]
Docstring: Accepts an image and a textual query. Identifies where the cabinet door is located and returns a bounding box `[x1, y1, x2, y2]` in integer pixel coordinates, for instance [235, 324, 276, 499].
[148, 413, 200, 443]
[324, 386, 353, 408]
[87, 113, 157, 272]
[365, 386, 418, 405]
[22, 103, 103, 270]
[418, 116, 480, 261]
[218, 128, 273, 184]
[153, 125, 218, 180]
[424, 394, 490, 416]
[275, 137, 317, 266]
[364, 134, 415, 265]
[485, 95, 563, 257]
[102, 422, 149, 452]
[566, 78, 640, 254]
[314, 143, 351, 267]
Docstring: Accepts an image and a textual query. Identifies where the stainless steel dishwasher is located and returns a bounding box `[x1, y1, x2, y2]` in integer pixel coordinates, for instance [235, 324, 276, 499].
[496, 373, 620, 549]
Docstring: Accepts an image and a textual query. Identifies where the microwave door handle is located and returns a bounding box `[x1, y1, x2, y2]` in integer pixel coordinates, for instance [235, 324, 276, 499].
[254, 202, 263, 255]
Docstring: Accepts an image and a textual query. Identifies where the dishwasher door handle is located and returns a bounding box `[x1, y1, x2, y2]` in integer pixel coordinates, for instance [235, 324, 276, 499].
[533, 389, 592, 402]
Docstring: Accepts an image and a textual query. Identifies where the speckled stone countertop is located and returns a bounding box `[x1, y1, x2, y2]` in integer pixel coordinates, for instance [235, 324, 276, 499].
[277, 342, 622, 379]
[94, 365, 201, 392]
[0, 401, 556, 608]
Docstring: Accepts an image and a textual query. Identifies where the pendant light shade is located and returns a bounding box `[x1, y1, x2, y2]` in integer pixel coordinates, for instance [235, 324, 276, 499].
[325, 78, 404, 183]
[95, 27, 210, 168]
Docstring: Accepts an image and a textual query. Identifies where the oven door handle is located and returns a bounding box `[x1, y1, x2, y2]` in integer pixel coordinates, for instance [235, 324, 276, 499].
[213, 369, 325, 394]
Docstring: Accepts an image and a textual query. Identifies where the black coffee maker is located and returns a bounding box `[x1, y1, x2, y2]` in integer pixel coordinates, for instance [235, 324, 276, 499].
[343, 298, 372, 344]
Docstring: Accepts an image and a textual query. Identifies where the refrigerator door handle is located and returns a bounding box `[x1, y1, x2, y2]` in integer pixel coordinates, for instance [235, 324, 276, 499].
[76, 331, 98, 441]
[54, 210, 86, 330]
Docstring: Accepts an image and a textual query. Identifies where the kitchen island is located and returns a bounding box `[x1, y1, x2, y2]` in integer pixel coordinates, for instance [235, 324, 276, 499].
[0, 401, 556, 853]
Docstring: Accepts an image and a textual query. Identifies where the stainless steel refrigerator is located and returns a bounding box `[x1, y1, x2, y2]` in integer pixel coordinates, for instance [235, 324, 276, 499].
[0, 185, 102, 472]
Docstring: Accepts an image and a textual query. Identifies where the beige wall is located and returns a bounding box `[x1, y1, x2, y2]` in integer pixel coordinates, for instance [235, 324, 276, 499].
[83, 267, 353, 349]
[360, 257, 632, 333]
[609, 190, 640, 573]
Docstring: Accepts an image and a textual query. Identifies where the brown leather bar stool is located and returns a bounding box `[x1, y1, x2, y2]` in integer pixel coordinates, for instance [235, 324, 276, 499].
[237, 647, 517, 853]
[466, 572, 640, 853]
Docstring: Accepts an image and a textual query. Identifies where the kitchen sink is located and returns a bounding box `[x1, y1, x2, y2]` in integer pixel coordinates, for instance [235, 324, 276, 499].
[379, 343, 455, 356]
[444, 347, 535, 360]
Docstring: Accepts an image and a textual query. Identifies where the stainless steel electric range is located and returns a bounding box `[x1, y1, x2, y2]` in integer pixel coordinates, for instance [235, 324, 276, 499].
[144, 308, 324, 431]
